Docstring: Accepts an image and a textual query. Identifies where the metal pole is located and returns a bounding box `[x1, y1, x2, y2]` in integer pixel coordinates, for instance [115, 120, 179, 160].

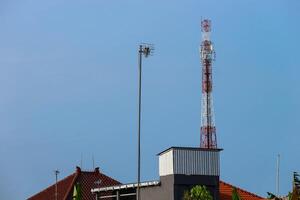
[137, 45, 142, 200]
[276, 154, 280, 196]
[54, 170, 59, 200]
[116, 190, 120, 200]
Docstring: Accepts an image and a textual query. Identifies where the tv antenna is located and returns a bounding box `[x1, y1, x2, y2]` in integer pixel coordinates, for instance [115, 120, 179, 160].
[54, 170, 60, 200]
[92, 154, 95, 169]
[276, 154, 280, 196]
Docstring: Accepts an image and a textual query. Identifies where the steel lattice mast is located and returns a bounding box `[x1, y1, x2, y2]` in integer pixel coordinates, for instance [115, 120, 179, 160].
[200, 19, 217, 149]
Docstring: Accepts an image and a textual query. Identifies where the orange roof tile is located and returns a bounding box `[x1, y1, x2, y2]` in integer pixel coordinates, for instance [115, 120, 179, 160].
[220, 180, 264, 200]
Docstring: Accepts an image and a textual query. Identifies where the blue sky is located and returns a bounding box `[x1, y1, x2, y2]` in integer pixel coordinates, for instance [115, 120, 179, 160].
[0, 0, 300, 199]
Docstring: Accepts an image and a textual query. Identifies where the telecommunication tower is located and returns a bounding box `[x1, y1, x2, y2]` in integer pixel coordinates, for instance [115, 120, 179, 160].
[200, 19, 217, 149]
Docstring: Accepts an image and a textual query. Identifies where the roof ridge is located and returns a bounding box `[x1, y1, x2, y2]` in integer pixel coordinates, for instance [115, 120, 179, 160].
[80, 171, 100, 174]
[62, 170, 80, 200]
[220, 180, 264, 199]
[27, 172, 76, 200]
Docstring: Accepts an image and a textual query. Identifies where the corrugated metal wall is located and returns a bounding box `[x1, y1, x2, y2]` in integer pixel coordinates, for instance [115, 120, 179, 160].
[173, 149, 219, 176]
[159, 148, 220, 177]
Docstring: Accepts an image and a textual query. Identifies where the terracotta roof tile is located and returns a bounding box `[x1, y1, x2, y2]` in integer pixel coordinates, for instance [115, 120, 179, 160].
[220, 180, 264, 200]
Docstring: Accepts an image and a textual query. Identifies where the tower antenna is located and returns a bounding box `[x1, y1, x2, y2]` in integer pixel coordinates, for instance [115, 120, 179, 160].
[276, 154, 280, 196]
[80, 153, 83, 169]
[54, 170, 60, 200]
[92, 154, 95, 169]
[200, 19, 217, 148]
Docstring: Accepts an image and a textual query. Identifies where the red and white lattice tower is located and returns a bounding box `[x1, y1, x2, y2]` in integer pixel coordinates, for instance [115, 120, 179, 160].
[200, 19, 217, 149]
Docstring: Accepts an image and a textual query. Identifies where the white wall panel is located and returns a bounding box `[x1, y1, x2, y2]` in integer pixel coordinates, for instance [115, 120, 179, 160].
[159, 150, 173, 176]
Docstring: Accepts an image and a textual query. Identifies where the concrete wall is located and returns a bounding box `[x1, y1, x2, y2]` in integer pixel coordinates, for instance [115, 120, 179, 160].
[140, 174, 219, 200]
[140, 176, 174, 200]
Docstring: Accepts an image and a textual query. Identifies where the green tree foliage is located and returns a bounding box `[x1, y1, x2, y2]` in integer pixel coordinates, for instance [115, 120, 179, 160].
[290, 172, 300, 200]
[267, 172, 300, 200]
[72, 183, 82, 200]
[183, 191, 192, 200]
[294, 172, 300, 193]
[232, 187, 241, 200]
[183, 185, 213, 200]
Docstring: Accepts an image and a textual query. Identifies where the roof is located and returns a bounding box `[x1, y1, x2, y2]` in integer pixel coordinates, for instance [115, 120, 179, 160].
[27, 166, 120, 200]
[219, 180, 264, 200]
[157, 146, 223, 156]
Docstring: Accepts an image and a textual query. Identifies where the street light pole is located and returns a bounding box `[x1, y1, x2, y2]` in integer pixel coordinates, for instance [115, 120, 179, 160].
[137, 44, 153, 200]
[137, 45, 142, 200]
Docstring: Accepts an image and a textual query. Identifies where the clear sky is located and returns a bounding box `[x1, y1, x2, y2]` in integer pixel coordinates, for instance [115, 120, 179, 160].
[0, 0, 300, 199]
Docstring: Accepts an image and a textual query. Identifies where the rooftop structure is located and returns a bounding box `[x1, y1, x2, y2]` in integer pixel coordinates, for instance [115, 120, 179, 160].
[92, 147, 221, 200]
